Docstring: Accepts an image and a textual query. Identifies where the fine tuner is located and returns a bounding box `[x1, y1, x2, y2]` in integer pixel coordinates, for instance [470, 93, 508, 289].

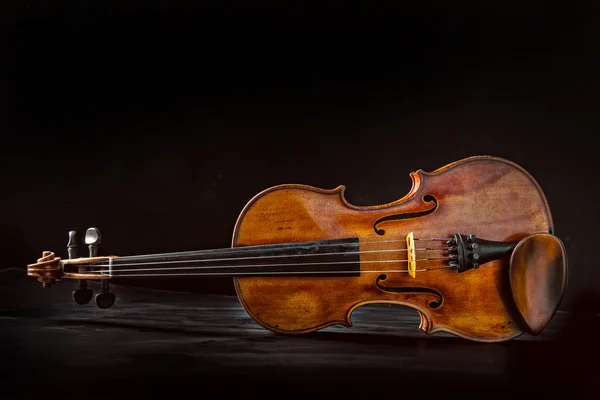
[27, 156, 568, 343]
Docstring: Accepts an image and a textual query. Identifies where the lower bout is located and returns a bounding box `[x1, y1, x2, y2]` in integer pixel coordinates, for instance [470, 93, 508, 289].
[234, 277, 524, 343]
[234, 277, 354, 333]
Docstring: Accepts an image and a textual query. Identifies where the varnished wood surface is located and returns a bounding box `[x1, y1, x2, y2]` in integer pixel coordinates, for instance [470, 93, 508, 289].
[21, 156, 564, 343]
[1, 268, 598, 399]
[509, 233, 568, 335]
[234, 156, 554, 342]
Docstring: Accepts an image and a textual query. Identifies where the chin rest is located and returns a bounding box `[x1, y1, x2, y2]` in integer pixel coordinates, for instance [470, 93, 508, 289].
[509, 233, 568, 335]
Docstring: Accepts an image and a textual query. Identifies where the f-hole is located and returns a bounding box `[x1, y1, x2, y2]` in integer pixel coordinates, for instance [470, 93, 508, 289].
[373, 195, 438, 235]
[376, 274, 443, 309]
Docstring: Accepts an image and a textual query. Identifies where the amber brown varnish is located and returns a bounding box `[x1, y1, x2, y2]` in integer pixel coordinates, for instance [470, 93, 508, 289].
[233, 156, 552, 342]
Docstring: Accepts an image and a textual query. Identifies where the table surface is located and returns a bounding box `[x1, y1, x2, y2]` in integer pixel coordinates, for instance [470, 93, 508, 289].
[1, 268, 598, 399]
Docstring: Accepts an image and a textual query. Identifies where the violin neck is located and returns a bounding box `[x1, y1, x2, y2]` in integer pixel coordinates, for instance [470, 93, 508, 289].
[106, 238, 362, 278]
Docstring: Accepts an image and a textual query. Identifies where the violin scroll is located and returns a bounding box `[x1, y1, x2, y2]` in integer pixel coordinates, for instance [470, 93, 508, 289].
[27, 251, 63, 287]
[26, 228, 114, 297]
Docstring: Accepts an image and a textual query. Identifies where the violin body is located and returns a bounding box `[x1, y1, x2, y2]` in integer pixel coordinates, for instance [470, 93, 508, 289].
[27, 155, 567, 342]
[233, 156, 565, 342]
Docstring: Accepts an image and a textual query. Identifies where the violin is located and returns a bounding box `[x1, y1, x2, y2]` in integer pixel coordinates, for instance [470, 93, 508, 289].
[27, 155, 568, 343]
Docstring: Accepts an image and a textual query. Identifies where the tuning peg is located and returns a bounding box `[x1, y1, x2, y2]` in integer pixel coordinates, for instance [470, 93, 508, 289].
[95, 280, 115, 309]
[95, 292, 116, 309]
[73, 283, 93, 305]
[67, 231, 78, 259]
[83, 227, 115, 309]
[85, 227, 102, 257]
[67, 230, 93, 305]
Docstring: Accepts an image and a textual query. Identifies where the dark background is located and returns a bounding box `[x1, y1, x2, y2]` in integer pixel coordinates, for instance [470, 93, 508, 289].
[2, 1, 600, 398]
[3, 0, 599, 309]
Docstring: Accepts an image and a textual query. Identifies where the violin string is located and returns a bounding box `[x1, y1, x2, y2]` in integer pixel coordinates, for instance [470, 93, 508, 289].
[100, 266, 453, 278]
[351, 238, 448, 243]
[91, 257, 451, 274]
[93, 247, 450, 269]
[111, 237, 451, 261]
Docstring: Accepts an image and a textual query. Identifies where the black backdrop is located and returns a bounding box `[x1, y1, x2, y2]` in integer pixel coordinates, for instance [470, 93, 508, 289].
[3, 2, 600, 312]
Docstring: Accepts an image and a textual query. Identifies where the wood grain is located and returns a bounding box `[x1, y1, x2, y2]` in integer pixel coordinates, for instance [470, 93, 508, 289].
[509, 233, 567, 335]
[232, 156, 555, 342]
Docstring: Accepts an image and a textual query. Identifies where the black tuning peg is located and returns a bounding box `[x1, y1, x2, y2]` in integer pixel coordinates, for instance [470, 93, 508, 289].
[68, 230, 94, 305]
[73, 283, 94, 305]
[96, 292, 116, 309]
[95, 280, 115, 309]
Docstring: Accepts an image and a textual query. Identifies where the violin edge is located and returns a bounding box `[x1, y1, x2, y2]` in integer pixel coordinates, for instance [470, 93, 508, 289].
[231, 155, 556, 342]
[231, 155, 554, 230]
